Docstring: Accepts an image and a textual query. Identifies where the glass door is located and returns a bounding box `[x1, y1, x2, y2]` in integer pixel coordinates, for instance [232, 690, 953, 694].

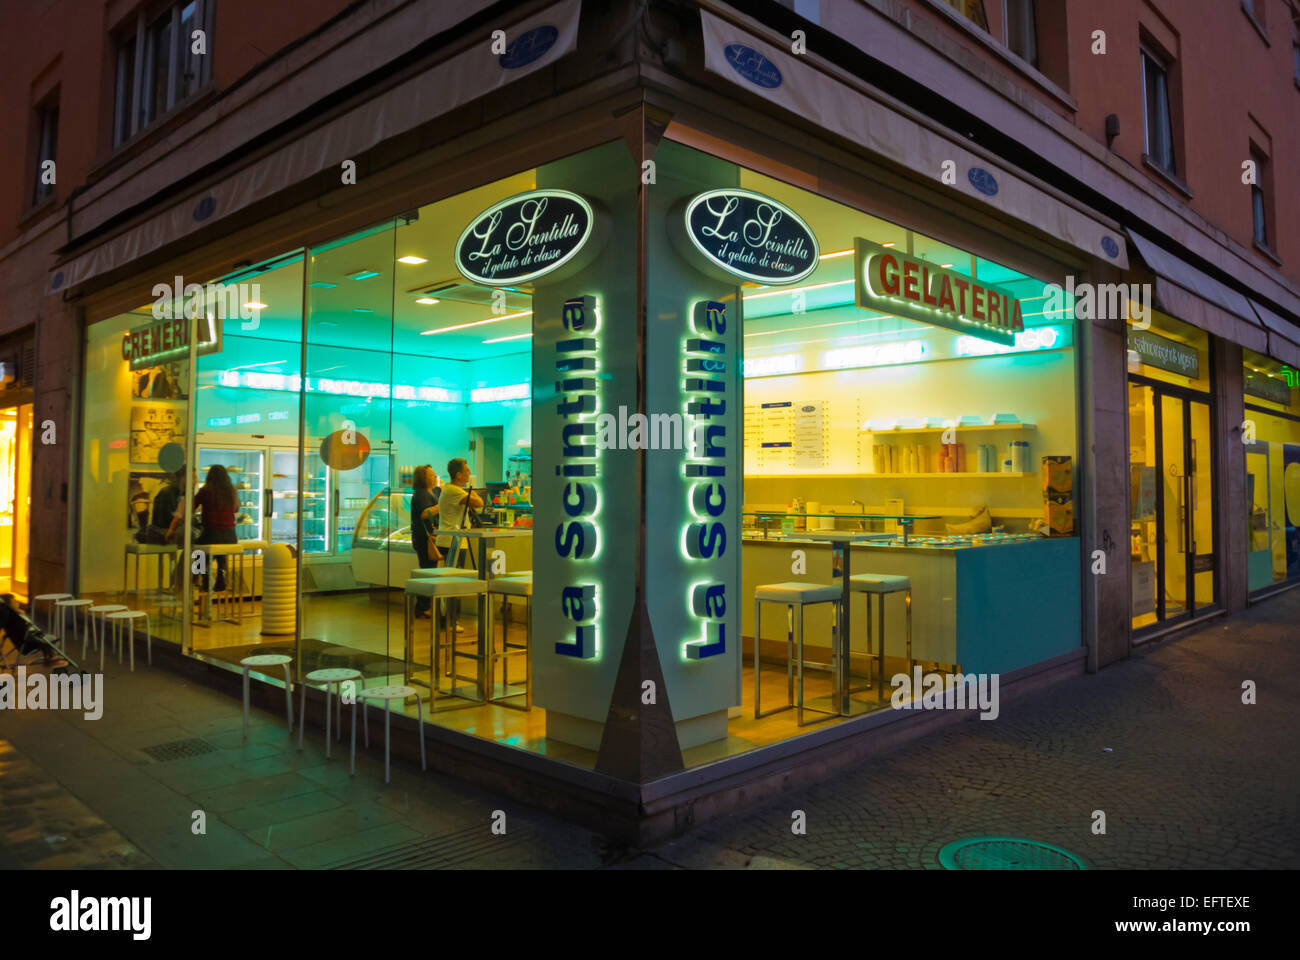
[197, 445, 264, 542]
[336, 452, 391, 556]
[1129, 381, 1217, 633]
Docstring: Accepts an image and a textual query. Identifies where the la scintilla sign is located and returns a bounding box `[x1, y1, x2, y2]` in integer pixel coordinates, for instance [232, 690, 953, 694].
[454, 189, 601, 286]
[854, 238, 1024, 346]
[671, 188, 819, 285]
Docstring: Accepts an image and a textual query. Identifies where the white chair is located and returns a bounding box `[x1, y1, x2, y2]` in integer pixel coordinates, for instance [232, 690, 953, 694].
[31, 593, 72, 636]
[55, 599, 95, 656]
[298, 667, 363, 772]
[486, 574, 532, 710]
[240, 654, 293, 739]
[357, 685, 427, 784]
[88, 605, 127, 670]
[105, 610, 152, 671]
[849, 574, 913, 696]
[753, 581, 842, 727]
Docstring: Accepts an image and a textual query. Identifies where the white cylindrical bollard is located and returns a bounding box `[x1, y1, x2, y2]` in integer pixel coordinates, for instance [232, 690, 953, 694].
[261, 543, 297, 636]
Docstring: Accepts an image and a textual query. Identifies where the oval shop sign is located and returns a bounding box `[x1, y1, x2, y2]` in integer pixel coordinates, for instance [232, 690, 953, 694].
[723, 43, 782, 89]
[679, 189, 819, 285]
[499, 25, 559, 69]
[455, 189, 596, 286]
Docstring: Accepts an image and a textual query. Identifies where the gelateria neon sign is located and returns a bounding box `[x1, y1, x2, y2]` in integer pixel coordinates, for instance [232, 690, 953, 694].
[553, 295, 601, 659]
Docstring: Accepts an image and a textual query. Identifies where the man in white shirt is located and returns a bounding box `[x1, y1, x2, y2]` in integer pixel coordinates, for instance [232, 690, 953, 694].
[437, 457, 484, 633]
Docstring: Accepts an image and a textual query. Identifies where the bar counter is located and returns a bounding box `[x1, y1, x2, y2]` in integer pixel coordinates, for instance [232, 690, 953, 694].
[742, 531, 1082, 675]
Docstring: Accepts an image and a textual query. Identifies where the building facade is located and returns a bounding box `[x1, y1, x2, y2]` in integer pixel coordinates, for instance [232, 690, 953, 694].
[2, 0, 1298, 839]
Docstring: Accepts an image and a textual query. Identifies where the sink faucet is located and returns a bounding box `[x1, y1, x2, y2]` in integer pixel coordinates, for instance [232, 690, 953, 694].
[850, 498, 867, 531]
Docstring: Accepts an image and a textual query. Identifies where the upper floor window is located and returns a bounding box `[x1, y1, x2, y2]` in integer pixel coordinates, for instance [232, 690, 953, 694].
[1250, 145, 1271, 249]
[31, 96, 59, 208]
[113, 0, 214, 148]
[1005, 0, 1039, 67]
[1292, 4, 1300, 83]
[1141, 48, 1176, 175]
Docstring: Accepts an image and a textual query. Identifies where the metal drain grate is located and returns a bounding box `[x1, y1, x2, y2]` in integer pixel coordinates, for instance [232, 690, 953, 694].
[938, 837, 1086, 870]
[140, 738, 218, 762]
[325, 824, 533, 870]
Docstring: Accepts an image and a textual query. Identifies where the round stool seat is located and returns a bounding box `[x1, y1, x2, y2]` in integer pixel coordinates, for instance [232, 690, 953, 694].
[56, 598, 94, 607]
[90, 604, 128, 614]
[239, 541, 269, 551]
[411, 568, 474, 578]
[305, 668, 362, 684]
[755, 581, 841, 604]
[107, 610, 148, 620]
[125, 543, 177, 554]
[405, 578, 486, 598]
[488, 576, 532, 597]
[34, 593, 72, 602]
[205, 544, 245, 556]
[241, 653, 292, 668]
[850, 573, 912, 593]
[358, 684, 418, 702]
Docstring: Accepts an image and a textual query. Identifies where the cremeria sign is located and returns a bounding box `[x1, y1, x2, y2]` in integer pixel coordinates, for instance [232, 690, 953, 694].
[454, 189, 598, 285]
[675, 189, 819, 285]
[855, 238, 1025, 347]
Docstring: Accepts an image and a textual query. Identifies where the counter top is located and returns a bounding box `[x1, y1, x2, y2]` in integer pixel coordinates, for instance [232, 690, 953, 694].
[742, 531, 1073, 552]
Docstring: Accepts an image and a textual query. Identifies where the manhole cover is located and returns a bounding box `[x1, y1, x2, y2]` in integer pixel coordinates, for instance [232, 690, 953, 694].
[140, 737, 218, 762]
[938, 837, 1086, 870]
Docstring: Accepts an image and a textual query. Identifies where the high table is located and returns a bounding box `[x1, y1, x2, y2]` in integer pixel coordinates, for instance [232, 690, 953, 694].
[778, 515, 940, 715]
[444, 527, 533, 700]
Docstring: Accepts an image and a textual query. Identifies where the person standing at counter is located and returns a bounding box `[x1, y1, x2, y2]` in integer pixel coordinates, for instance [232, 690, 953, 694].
[410, 465, 440, 619]
[193, 464, 240, 594]
[438, 458, 483, 634]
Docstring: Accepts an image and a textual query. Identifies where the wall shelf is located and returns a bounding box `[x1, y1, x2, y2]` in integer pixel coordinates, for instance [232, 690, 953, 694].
[862, 423, 1037, 434]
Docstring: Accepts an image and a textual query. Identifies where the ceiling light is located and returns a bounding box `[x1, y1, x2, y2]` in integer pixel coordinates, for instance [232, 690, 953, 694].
[881, 242, 896, 248]
[397, 256, 427, 265]
[308, 281, 337, 289]
[744, 280, 853, 301]
[244, 302, 268, 310]
[348, 270, 381, 281]
[940, 263, 953, 269]
[484, 332, 533, 344]
[420, 310, 532, 335]
[818, 249, 853, 260]
[353, 308, 373, 314]
[415, 297, 440, 305]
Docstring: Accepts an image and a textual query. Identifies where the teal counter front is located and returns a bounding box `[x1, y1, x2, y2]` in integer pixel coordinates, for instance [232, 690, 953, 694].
[742, 535, 1082, 675]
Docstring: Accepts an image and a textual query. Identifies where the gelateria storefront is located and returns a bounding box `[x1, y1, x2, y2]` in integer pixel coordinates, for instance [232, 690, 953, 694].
[76, 138, 1086, 771]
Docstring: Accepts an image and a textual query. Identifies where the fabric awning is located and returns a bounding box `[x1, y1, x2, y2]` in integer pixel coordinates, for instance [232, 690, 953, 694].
[1126, 230, 1267, 352]
[698, 9, 1129, 271]
[49, 0, 581, 296]
[1249, 298, 1300, 368]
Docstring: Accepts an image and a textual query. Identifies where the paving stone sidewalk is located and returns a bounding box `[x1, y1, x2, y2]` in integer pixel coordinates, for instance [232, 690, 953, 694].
[3, 588, 1297, 869]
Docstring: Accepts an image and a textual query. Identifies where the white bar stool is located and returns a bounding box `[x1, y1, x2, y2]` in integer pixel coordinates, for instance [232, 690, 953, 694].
[88, 605, 127, 670]
[402, 577, 486, 704]
[55, 599, 95, 656]
[849, 574, 913, 696]
[105, 610, 152, 671]
[239, 654, 293, 739]
[357, 684, 427, 784]
[32, 593, 72, 635]
[753, 581, 842, 727]
[298, 667, 363, 772]
[202, 544, 246, 623]
[486, 574, 532, 710]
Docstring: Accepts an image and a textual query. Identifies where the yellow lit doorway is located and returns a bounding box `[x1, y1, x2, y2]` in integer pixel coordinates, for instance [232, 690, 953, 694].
[0, 403, 33, 602]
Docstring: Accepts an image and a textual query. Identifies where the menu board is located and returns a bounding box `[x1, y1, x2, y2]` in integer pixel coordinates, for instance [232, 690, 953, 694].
[744, 400, 830, 470]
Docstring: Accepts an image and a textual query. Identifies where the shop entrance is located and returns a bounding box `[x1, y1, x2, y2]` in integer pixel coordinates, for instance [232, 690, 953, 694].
[1128, 380, 1217, 632]
[0, 403, 32, 601]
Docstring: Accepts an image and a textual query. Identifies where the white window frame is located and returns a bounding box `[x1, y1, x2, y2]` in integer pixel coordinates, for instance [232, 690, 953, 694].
[114, 0, 213, 148]
[1140, 47, 1176, 174]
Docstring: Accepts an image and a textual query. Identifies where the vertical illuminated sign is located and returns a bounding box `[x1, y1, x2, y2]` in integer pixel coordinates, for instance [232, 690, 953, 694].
[682, 299, 729, 659]
[554, 295, 600, 658]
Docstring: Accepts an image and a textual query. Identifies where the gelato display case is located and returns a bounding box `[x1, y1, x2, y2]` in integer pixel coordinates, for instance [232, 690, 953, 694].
[351, 489, 420, 587]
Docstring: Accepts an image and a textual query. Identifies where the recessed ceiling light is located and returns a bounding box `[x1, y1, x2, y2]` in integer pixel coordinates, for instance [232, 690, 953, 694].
[244, 302, 268, 310]
[353, 308, 373, 314]
[818, 249, 853, 260]
[308, 281, 337, 289]
[415, 297, 440, 305]
[940, 263, 953, 269]
[396, 256, 427, 265]
[348, 270, 381, 280]
[881, 242, 896, 248]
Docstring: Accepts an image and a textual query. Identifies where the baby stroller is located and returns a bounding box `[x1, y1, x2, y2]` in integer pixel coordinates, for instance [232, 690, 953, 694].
[0, 594, 76, 674]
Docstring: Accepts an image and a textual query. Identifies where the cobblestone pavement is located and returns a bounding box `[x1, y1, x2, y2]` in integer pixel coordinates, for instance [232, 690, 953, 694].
[643, 590, 1300, 870]
[3, 588, 1297, 869]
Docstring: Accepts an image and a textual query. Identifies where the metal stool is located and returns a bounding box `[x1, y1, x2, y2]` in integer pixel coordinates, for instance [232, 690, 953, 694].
[200, 544, 246, 623]
[849, 574, 913, 698]
[358, 684, 427, 784]
[105, 610, 152, 671]
[485, 574, 532, 710]
[88, 605, 127, 670]
[753, 581, 842, 727]
[239, 654, 293, 739]
[32, 593, 72, 636]
[55, 599, 95, 656]
[123, 543, 179, 599]
[410, 567, 476, 578]
[298, 668, 363, 772]
[402, 577, 486, 704]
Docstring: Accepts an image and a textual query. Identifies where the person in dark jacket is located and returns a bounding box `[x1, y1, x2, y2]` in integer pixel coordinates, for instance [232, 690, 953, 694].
[410, 465, 441, 619]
